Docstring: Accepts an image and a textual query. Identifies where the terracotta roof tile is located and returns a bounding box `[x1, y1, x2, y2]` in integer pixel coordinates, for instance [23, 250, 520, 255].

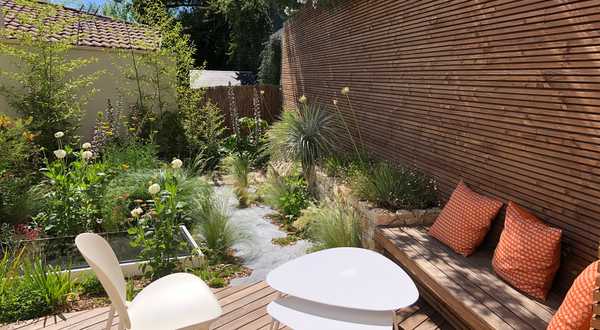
[0, 0, 157, 50]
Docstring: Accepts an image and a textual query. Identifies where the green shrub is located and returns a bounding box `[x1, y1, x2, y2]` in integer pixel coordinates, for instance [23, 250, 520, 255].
[192, 196, 240, 264]
[183, 101, 226, 174]
[306, 195, 362, 251]
[224, 116, 269, 169]
[102, 141, 159, 171]
[350, 161, 438, 211]
[101, 167, 212, 231]
[260, 168, 310, 224]
[77, 274, 104, 296]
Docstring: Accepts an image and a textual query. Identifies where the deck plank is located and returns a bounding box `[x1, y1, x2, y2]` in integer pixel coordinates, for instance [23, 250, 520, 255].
[6, 280, 450, 330]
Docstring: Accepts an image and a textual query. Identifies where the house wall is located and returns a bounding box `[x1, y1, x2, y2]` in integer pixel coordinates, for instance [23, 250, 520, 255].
[0, 45, 174, 140]
[281, 0, 600, 288]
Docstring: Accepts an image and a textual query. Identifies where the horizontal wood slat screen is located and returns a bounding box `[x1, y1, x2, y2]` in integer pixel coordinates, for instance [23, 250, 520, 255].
[281, 0, 600, 289]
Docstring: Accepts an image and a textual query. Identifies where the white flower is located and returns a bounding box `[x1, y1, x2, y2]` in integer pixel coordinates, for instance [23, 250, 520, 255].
[82, 142, 92, 150]
[341, 87, 350, 96]
[82, 150, 93, 160]
[53, 149, 67, 159]
[148, 183, 161, 195]
[171, 158, 183, 169]
[299, 95, 308, 104]
[54, 131, 64, 139]
[333, 99, 338, 106]
[131, 207, 144, 218]
[260, 90, 265, 95]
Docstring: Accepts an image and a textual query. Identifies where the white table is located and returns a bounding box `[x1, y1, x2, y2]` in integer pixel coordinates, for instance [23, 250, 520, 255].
[266, 248, 419, 329]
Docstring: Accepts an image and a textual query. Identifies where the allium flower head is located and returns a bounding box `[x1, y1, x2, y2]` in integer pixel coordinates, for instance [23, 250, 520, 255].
[148, 183, 161, 195]
[341, 87, 350, 95]
[299, 95, 308, 104]
[171, 158, 183, 169]
[54, 131, 64, 139]
[53, 149, 67, 159]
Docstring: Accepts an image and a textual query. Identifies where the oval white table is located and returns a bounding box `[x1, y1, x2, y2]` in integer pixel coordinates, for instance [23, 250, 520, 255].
[266, 247, 419, 330]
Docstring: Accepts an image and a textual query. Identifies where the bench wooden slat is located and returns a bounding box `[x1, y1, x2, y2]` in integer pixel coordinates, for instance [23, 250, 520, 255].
[376, 227, 559, 330]
[402, 227, 558, 325]
[394, 227, 542, 329]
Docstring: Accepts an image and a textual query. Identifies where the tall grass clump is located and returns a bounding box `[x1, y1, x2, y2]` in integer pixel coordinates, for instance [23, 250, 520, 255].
[267, 103, 336, 195]
[223, 153, 252, 208]
[304, 194, 362, 251]
[351, 161, 438, 211]
[192, 194, 241, 264]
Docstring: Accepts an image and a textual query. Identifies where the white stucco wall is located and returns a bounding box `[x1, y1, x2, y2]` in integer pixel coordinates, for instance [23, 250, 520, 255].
[0, 44, 175, 140]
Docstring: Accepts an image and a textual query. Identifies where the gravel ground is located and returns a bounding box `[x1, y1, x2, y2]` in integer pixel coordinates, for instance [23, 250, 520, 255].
[212, 185, 311, 285]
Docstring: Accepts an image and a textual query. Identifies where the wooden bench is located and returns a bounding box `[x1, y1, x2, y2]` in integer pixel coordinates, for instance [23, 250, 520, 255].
[375, 226, 562, 330]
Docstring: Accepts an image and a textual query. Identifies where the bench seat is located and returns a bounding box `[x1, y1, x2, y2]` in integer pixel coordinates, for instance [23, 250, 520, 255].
[375, 226, 561, 330]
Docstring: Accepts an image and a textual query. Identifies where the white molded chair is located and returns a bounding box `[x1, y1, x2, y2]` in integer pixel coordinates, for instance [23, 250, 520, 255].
[75, 233, 222, 330]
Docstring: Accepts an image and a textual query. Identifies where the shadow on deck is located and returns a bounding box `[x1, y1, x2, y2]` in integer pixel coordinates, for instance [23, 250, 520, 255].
[7, 281, 452, 330]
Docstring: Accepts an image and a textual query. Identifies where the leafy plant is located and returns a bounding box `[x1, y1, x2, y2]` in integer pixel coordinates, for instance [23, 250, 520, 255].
[224, 116, 269, 168]
[192, 195, 240, 264]
[267, 104, 336, 194]
[102, 141, 160, 171]
[350, 161, 438, 211]
[223, 153, 252, 208]
[34, 133, 112, 237]
[183, 100, 226, 173]
[77, 274, 104, 296]
[189, 263, 246, 288]
[21, 258, 73, 313]
[0, 0, 101, 151]
[260, 167, 310, 224]
[306, 194, 362, 251]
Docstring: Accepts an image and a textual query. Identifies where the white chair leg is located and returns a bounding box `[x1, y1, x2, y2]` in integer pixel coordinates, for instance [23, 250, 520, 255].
[106, 305, 115, 330]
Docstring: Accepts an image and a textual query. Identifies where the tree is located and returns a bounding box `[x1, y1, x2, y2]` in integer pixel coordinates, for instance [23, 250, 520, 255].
[0, 0, 101, 151]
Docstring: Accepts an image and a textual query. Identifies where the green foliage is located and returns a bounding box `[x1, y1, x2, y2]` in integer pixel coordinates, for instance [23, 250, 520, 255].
[223, 153, 252, 208]
[0, 115, 41, 225]
[77, 274, 104, 296]
[260, 168, 310, 224]
[192, 195, 240, 264]
[102, 141, 160, 171]
[257, 33, 282, 85]
[21, 258, 73, 312]
[102, 0, 135, 22]
[128, 167, 191, 278]
[34, 135, 112, 237]
[306, 194, 362, 251]
[182, 101, 227, 173]
[102, 167, 212, 232]
[224, 116, 269, 168]
[189, 263, 245, 288]
[272, 234, 301, 246]
[350, 161, 438, 211]
[322, 151, 370, 179]
[0, 0, 101, 151]
[267, 104, 336, 194]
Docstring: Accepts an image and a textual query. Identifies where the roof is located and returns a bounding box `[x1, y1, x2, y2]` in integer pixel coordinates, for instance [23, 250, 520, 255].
[0, 0, 156, 50]
[190, 70, 243, 88]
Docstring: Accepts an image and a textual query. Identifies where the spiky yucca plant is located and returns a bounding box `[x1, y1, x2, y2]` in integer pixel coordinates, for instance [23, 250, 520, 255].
[267, 104, 336, 195]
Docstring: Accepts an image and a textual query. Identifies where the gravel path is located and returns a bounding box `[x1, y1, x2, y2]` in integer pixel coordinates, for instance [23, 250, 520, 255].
[213, 185, 311, 285]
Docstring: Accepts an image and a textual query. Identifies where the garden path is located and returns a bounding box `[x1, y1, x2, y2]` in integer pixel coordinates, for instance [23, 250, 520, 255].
[213, 185, 311, 285]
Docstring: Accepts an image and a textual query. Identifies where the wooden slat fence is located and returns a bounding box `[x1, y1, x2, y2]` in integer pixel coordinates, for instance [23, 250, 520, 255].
[281, 0, 600, 290]
[203, 85, 282, 130]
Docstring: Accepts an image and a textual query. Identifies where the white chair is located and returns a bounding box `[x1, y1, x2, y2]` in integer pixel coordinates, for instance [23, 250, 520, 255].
[75, 233, 222, 330]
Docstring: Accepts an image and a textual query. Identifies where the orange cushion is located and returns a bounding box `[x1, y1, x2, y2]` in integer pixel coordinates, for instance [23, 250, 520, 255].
[429, 181, 502, 256]
[492, 201, 562, 300]
[547, 261, 598, 330]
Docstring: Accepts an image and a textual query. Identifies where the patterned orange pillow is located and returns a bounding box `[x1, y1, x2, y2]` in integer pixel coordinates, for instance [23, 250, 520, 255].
[492, 201, 562, 300]
[429, 181, 503, 256]
[548, 261, 598, 330]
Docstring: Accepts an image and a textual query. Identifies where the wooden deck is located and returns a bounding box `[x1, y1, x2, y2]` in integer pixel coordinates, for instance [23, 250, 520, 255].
[7, 281, 452, 330]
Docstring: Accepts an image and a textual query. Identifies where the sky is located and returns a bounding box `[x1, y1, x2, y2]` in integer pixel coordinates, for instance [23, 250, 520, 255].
[51, 0, 109, 10]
